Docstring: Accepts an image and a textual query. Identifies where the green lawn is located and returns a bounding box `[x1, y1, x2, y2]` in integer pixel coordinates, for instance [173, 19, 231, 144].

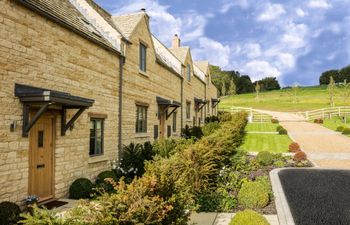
[323, 117, 350, 137]
[245, 123, 278, 132]
[239, 133, 292, 153]
[220, 85, 350, 112]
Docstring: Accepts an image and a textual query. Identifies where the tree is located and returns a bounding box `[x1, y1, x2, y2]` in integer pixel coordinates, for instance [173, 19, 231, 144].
[237, 75, 254, 94]
[221, 81, 226, 96]
[255, 82, 261, 101]
[319, 70, 339, 85]
[257, 77, 281, 91]
[339, 65, 350, 83]
[328, 76, 336, 107]
[342, 80, 350, 101]
[227, 79, 237, 96]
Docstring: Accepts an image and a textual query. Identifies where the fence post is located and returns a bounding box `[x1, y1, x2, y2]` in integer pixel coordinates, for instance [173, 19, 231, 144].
[322, 109, 324, 119]
[339, 107, 341, 117]
[306, 111, 308, 120]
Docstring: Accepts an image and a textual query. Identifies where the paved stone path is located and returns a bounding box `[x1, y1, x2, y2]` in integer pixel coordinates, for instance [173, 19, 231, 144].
[190, 213, 279, 225]
[258, 110, 350, 169]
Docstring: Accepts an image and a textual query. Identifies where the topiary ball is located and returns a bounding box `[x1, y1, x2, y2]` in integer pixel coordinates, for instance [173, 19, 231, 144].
[276, 125, 283, 132]
[96, 170, 117, 184]
[293, 151, 307, 162]
[271, 118, 279, 124]
[238, 181, 269, 208]
[69, 178, 93, 199]
[229, 209, 270, 225]
[278, 128, 288, 135]
[342, 128, 350, 135]
[336, 126, 345, 132]
[256, 151, 274, 166]
[0, 201, 21, 225]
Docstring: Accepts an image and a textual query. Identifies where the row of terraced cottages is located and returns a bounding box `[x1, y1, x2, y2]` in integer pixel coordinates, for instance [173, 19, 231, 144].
[0, 0, 219, 205]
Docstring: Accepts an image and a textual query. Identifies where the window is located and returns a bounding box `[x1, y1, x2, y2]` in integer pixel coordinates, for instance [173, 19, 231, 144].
[173, 112, 177, 132]
[186, 101, 191, 119]
[136, 105, 148, 133]
[187, 64, 191, 81]
[139, 43, 147, 72]
[90, 118, 104, 156]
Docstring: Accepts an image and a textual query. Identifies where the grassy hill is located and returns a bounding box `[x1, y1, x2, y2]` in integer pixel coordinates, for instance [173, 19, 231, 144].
[219, 85, 350, 112]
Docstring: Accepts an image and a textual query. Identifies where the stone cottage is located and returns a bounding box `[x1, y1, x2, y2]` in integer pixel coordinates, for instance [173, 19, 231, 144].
[0, 0, 218, 205]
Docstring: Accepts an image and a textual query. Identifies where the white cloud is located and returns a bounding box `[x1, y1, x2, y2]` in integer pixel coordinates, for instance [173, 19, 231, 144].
[257, 3, 286, 21]
[281, 23, 309, 49]
[192, 37, 231, 68]
[276, 53, 296, 70]
[296, 8, 308, 17]
[242, 43, 262, 58]
[244, 60, 281, 80]
[220, 0, 249, 13]
[308, 0, 332, 9]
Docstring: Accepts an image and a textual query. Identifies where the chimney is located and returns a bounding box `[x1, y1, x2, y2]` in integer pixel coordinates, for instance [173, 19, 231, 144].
[172, 34, 181, 48]
[140, 8, 146, 12]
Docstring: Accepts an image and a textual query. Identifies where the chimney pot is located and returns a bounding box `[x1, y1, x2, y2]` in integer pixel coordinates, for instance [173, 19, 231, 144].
[141, 8, 146, 12]
[172, 34, 181, 48]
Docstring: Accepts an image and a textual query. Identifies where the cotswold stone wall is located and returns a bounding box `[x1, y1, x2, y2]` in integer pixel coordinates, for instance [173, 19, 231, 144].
[192, 76, 206, 125]
[120, 15, 182, 145]
[0, 0, 120, 204]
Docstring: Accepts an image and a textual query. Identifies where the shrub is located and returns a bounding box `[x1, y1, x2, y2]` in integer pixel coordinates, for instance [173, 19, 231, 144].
[278, 128, 288, 135]
[218, 111, 233, 122]
[288, 142, 301, 152]
[69, 178, 93, 199]
[271, 118, 279, 124]
[314, 118, 323, 124]
[276, 125, 283, 132]
[0, 201, 21, 225]
[342, 128, 350, 135]
[202, 122, 220, 136]
[95, 170, 118, 193]
[181, 125, 204, 140]
[273, 160, 286, 168]
[153, 138, 177, 158]
[205, 116, 219, 123]
[293, 151, 307, 161]
[256, 151, 274, 166]
[336, 126, 345, 132]
[255, 176, 273, 199]
[238, 181, 269, 208]
[229, 209, 270, 225]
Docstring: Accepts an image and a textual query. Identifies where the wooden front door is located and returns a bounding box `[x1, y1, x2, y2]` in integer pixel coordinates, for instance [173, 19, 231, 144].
[29, 112, 55, 202]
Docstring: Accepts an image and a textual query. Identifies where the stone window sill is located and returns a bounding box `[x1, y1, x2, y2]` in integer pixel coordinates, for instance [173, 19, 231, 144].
[88, 155, 108, 164]
[135, 133, 150, 138]
[139, 70, 149, 78]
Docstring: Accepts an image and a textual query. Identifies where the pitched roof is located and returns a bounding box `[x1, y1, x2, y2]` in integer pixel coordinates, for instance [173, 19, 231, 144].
[152, 35, 182, 75]
[112, 12, 144, 39]
[193, 64, 206, 81]
[69, 0, 123, 51]
[194, 61, 209, 74]
[169, 47, 189, 64]
[16, 0, 120, 53]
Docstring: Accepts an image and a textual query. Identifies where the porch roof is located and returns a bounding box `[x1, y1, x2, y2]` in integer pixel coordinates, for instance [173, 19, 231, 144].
[156, 96, 181, 107]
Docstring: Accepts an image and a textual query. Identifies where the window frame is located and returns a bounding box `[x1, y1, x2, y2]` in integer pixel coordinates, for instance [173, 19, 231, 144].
[136, 104, 148, 133]
[139, 43, 147, 72]
[186, 101, 191, 119]
[89, 118, 104, 157]
[187, 63, 191, 81]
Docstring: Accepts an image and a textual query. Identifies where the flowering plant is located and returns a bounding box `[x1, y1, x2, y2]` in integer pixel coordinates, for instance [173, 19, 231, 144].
[25, 195, 39, 205]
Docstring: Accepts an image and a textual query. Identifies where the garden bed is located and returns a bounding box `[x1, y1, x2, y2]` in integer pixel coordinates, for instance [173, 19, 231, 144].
[277, 169, 350, 225]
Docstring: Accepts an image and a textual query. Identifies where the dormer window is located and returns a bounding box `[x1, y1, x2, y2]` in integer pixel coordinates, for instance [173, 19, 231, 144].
[187, 64, 191, 81]
[139, 43, 147, 72]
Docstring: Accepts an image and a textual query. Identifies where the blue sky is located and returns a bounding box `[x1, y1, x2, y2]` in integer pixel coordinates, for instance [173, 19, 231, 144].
[95, 0, 350, 86]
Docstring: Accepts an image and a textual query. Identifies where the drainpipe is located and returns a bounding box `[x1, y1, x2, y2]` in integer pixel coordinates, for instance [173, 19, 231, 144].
[118, 55, 125, 163]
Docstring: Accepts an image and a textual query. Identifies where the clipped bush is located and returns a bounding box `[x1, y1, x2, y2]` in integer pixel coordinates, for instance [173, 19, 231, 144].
[271, 118, 279, 124]
[69, 178, 93, 199]
[96, 170, 117, 184]
[278, 128, 288, 135]
[229, 209, 270, 225]
[273, 160, 286, 168]
[276, 125, 283, 132]
[336, 126, 345, 132]
[314, 118, 323, 124]
[0, 201, 21, 225]
[288, 142, 301, 152]
[218, 111, 233, 122]
[256, 151, 274, 166]
[238, 181, 269, 208]
[293, 151, 307, 161]
[342, 128, 350, 135]
[202, 122, 221, 136]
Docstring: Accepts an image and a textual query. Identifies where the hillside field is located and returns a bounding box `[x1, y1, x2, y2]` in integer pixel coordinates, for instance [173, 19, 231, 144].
[219, 85, 350, 112]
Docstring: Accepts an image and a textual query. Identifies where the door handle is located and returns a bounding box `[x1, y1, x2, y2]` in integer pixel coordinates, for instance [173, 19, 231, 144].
[36, 164, 45, 169]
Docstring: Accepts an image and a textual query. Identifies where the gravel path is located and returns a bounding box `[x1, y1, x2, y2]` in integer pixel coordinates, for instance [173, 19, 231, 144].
[259, 111, 350, 169]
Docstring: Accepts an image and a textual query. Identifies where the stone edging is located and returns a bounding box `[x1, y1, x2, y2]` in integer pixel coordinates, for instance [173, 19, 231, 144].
[270, 168, 295, 225]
